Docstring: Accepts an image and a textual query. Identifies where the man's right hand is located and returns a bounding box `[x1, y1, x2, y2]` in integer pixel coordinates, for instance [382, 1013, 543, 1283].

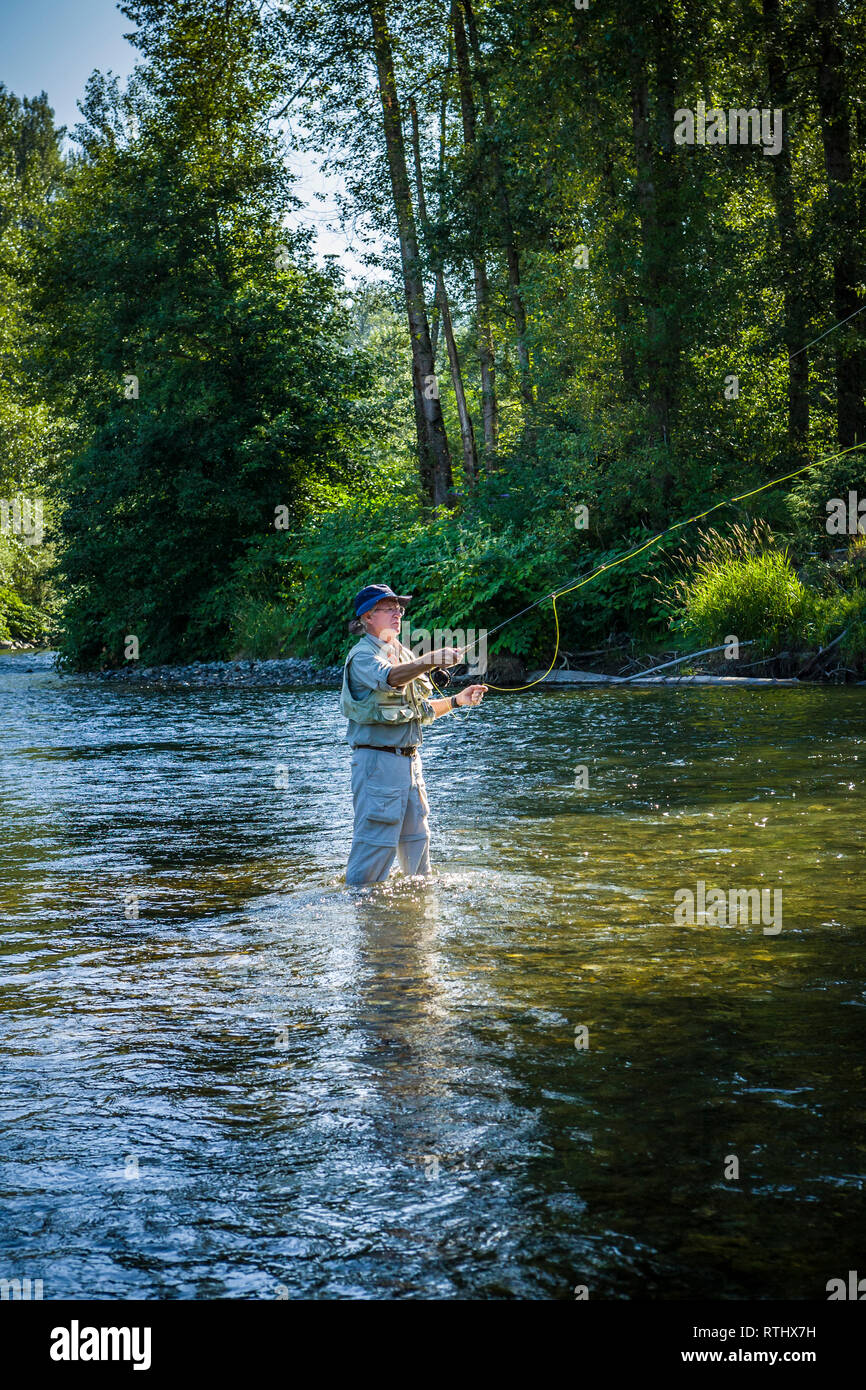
[386, 646, 465, 688]
[429, 646, 465, 667]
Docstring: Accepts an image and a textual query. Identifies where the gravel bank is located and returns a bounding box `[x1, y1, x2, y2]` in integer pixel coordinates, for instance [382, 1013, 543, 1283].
[83, 657, 344, 688]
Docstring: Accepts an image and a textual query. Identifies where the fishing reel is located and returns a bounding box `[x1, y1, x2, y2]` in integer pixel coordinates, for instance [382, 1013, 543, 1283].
[429, 665, 452, 692]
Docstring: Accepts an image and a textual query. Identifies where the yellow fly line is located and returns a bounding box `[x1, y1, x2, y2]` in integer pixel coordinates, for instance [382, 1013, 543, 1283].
[474, 439, 866, 693]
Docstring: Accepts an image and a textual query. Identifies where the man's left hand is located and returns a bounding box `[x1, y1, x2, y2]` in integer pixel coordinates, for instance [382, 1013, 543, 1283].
[456, 684, 488, 707]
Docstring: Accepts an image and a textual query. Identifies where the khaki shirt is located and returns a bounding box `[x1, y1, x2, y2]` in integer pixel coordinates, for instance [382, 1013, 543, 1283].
[345, 633, 437, 749]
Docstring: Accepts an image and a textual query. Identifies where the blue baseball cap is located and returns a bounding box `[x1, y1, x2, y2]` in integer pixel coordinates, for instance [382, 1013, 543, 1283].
[353, 584, 412, 618]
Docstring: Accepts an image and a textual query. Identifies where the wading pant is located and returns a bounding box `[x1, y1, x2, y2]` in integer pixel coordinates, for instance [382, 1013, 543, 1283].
[345, 746, 431, 885]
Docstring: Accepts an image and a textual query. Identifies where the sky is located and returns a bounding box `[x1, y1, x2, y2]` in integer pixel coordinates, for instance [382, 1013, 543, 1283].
[0, 0, 376, 281]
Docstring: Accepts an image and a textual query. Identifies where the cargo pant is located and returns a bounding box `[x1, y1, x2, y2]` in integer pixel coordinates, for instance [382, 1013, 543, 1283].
[345, 746, 431, 885]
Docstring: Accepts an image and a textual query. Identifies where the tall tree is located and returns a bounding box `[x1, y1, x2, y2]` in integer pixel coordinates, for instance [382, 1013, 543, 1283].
[452, 0, 498, 464]
[810, 0, 866, 448]
[0, 87, 66, 638]
[462, 0, 533, 408]
[368, 0, 453, 504]
[627, 4, 684, 502]
[762, 0, 811, 457]
[408, 95, 478, 484]
[428, 50, 453, 363]
[34, 0, 373, 667]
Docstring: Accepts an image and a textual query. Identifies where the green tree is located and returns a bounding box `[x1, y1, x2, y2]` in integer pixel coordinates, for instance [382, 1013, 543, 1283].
[33, 0, 375, 668]
[0, 87, 66, 642]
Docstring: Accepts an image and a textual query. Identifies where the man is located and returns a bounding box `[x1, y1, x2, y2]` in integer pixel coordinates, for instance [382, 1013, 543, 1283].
[341, 584, 488, 886]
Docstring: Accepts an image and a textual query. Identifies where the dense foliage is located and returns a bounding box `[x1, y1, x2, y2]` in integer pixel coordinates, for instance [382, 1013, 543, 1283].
[0, 87, 65, 644]
[2, 0, 864, 672]
[29, 3, 380, 667]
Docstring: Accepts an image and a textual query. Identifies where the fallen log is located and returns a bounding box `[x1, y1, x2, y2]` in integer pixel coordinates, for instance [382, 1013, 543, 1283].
[619, 641, 754, 681]
[524, 669, 798, 687]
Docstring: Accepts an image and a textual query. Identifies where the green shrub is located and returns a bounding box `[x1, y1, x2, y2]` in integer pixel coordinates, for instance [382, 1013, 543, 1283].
[671, 528, 811, 652]
[243, 481, 675, 667]
[0, 587, 50, 643]
[225, 478, 865, 670]
[278, 490, 571, 665]
[231, 597, 297, 660]
[811, 584, 866, 665]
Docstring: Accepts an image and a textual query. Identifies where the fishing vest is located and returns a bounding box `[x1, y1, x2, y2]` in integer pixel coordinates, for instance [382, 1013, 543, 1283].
[340, 634, 437, 727]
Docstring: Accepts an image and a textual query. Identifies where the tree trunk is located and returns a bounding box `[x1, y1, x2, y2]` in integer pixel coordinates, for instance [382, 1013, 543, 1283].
[410, 356, 435, 500]
[601, 154, 641, 400]
[630, 73, 669, 442]
[762, 0, 810, 455]
[429, 280, 441, 361]
[409, 97, 478, 484]
[461, 0, 533, 408]
[629, 13, 681, 505]
[451, 0, 498, 465]
[429, 44, 451, 365]
[368, 0, 453, 504]
[812, 0, 866, 448]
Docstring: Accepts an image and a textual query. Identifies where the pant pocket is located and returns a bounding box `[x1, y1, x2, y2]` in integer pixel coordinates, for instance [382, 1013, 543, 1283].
[359, 788, 404, 845]
[367, 790, 402, 824]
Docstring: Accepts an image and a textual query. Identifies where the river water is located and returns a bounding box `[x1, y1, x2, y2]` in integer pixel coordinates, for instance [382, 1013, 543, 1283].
[1, 651, 864, 1299]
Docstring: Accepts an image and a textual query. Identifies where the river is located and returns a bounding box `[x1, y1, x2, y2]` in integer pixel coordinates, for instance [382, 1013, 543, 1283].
[1, 651, 864, 1299]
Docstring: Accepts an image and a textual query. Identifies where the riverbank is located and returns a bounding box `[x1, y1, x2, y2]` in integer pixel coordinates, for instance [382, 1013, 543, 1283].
[84, 655, 345, 687]
[6, 647, 859, 687]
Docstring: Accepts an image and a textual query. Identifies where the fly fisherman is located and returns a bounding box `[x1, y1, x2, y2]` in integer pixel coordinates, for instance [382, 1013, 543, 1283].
[341, 584, 488, 886]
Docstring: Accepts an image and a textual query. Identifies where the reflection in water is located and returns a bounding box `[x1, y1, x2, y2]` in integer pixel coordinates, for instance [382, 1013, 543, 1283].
[0, 650, 864, 1298]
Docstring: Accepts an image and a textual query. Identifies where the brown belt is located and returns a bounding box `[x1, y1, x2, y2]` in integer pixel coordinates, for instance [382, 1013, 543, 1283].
[354, 743, 418, 757]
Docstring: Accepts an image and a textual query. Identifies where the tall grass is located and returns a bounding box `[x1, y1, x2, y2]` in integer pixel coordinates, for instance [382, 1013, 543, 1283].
[669, 522, 865, 670]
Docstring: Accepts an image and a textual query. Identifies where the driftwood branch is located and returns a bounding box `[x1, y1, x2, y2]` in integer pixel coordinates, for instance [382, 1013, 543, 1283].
[562, 645, 629, 660]
[620, 641, 754, 682]
[729, 654, 784, 671]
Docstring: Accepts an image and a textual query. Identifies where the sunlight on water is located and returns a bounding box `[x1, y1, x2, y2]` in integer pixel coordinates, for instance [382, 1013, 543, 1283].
[1, 652, 864, 1298]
